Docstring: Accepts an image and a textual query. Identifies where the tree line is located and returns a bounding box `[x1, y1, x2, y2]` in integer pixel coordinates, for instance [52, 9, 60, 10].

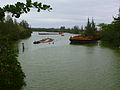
[32, 18, 97, 35]
[32, 25, 82, 34]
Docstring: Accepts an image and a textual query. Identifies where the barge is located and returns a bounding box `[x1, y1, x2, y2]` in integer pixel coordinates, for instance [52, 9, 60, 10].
[33, 38, 54, 44]
[39, 33, 59, 35]
[69, 36, 100, 44]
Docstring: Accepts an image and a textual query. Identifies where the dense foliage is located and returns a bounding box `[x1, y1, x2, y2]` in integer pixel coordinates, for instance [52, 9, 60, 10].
[0, 0, 51, 89]
[84, 18, 97, 36]
[0, 16, 31, 40]
[98, 9, 120, 47]
[0, 15, 31, 90]
[0, 37, 26, 90]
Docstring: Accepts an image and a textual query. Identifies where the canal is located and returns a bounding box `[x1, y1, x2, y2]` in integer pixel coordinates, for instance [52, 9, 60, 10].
[18, 32, 120, 90]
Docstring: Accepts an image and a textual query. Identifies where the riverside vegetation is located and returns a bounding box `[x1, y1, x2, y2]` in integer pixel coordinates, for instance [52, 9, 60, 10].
[82, 9, 120, 48]
[0, 0, 51, 90]
[0, 15, 31, 90]
[98, 9, 120, 48]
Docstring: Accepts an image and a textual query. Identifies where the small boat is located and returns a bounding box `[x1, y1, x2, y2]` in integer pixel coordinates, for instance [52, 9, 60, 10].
[61, 34, 64, 36]
[39, 33, 59, 35]
[69, 36, 100, 44]
[33, 38, 54, 44]
[59, 32, 64, 36]
[39, 32, 64, 36]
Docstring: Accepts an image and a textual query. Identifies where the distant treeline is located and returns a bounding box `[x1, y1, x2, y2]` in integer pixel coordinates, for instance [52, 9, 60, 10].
[32, 25, 84, 34]
[0, 15, 32, 90]
[32, 18, 97, 36]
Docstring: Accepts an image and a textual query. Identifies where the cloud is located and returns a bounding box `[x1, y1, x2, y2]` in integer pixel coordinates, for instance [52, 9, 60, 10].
[0, 0, 119, 28]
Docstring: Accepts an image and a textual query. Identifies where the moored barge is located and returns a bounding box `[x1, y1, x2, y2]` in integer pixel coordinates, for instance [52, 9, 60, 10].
[69, 36, 100, 44]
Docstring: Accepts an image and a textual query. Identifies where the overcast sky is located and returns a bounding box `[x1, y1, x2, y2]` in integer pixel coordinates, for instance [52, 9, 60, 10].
[0, 0, 120, 28]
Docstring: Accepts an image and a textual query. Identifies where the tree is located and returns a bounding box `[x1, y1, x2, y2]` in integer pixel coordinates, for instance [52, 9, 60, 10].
[5, 15, 14, 23]
[60, 26, 66, 30]
[84, 18, 97, 36]
[73, 25, 79, 30]
[71, 25, 80, 34]
[91, 18, 97, 32]
[14, 18, 18, 25]
[80, 25, 84, 31]
[98, 8, 120, 47]
[19, 20, 29, 29]
[84, 18, 92, 36]
[0, 0, 52, 21]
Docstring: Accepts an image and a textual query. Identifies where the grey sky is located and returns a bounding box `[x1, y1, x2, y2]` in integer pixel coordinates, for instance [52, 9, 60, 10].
[0, 0, 120, 28]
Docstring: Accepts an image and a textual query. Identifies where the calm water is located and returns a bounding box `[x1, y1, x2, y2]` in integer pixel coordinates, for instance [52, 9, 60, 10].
[18, 32, 120, 90]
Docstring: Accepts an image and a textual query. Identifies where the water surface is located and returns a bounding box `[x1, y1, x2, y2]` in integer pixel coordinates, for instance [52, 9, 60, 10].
[18, 32, 120, 90]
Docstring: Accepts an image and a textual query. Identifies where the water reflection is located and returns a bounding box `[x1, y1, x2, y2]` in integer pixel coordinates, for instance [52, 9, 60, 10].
[70, 41, 99, 47]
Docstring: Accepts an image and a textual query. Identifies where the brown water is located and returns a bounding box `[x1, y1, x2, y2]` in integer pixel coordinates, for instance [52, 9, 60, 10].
[18, 32, 120, 90]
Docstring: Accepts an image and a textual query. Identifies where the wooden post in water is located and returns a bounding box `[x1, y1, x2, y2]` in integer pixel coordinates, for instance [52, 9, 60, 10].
[22, 43, 24, 52]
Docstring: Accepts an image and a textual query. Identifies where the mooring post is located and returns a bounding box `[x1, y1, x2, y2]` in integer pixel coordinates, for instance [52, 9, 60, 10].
[22, 43, 25, 52]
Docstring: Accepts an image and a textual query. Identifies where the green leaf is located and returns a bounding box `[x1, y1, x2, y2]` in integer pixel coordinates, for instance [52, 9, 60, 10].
[37, 8, 40, 12]
[23, 8, 27, 13]
[27, 8, 30, 11]
[26, 0, 32, 7]
[15, 14, 20, 18]
[38, 3, 41, 7]
[33, 2, 38, 8]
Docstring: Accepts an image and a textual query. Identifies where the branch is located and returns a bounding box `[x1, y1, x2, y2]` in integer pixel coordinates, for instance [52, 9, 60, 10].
[0, 0, 52, 21]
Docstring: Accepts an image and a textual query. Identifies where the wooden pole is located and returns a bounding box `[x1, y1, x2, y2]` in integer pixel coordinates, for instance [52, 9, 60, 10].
[22, 43, 24, 52]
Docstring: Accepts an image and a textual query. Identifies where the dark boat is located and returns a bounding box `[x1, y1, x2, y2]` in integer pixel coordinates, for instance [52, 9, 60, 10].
[33, 38, 54, 44]
[39, 33, 59, 35]
[38, 32, 64, 36]
[69, 36, 100, 44]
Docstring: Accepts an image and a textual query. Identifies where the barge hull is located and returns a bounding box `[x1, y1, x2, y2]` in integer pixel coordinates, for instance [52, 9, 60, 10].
[69, 39, 98, 44]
